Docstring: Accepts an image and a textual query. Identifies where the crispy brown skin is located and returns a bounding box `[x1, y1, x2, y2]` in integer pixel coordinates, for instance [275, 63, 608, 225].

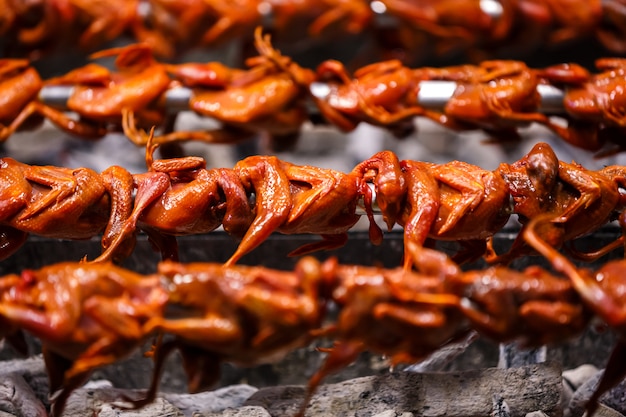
[0, 237, 590, 416]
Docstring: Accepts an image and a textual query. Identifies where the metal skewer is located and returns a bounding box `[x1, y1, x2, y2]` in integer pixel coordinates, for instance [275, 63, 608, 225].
[38, 81, 568, 114]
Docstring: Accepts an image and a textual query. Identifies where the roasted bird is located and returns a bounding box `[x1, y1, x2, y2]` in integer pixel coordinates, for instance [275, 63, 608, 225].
[2, 141, 625, 268]
[0, 231, 591, 416]
[1, 0, 624, 62]
[0, 23, 625, 157]
[5, 36, 626, 155]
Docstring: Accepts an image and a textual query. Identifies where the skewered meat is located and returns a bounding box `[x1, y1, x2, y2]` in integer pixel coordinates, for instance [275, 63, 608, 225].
[1, 0, 622, 61]
[524, 214, 626, 416]
[2, 141, 625, 267]
[0, 43, 171, 144]
[0, 261, 168, 416]
[6, 34, 626, 155]
[0, 229, 592, 415]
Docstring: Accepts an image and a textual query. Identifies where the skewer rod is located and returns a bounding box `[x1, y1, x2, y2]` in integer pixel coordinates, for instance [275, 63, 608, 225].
[416, 81, 458, 109]
[40, 86, 75, 109]
[537, 84, 567, 114]
[162, 87, 193, 113]
[38, 81, 567, 114]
